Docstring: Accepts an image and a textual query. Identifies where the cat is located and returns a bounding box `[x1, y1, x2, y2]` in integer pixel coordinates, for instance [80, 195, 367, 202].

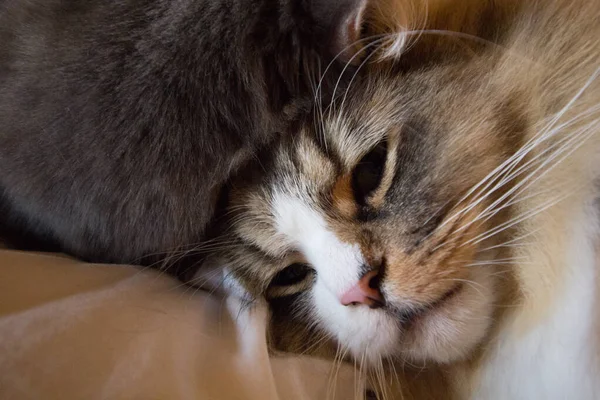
[0, 0, 369, 274]
[197, 0, 600, 398]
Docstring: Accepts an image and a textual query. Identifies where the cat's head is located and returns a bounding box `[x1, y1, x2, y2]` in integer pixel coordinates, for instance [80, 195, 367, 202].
[203, 64, 529, 368]
[200, 0, 530, 366]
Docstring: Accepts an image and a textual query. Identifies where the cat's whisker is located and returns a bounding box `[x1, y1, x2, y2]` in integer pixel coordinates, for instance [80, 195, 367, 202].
[375, 356, 390, 400]
[327, 37, 391, 124]
[367, 26, 537, 64]
[396, 352, 426, 373]
[308, 59, 322, 136]
[463, 260, 528, 268]
[182, 266, 225, 289]
[427, 210, 473, 253]
[314, 33, 389, 131]
[186, 265, 246, 302]
[326, 342, 342, 400]
[488, 90, 598, 192]
[158, 243, 241, 258]
[497, 103, 600, 184]
[423, 199, 454, 227]
[477, 228, 540, 252]
[221, 204, 252, 215]
[334, 38, 395, 131]
[464, 201, 560, 249]
[414, 198, 463, 248]
[453, 186, 557, 238]
[314, 33, 389, 104]
[435, 71, 600, 238]
[172, 265, 230, 297]
[425, 117, 548, 235]
[458, 255, 529, 265]
[465, 124, 597, 245]
[299, 332, 331, 356]
[127, 245, 235, 281]
[507, 122, 599, 197]
[533, 67, 600, 142]
[134, 241, 241, 280]
[387, 358, 404, 400]
[487, 268, 516, 279]
[337, 37, 394, 114]
[127, 237, 239, 264]
[438, 103, 598, 250]
[480, 242, 531, 251]
[359, 348, 368, 400]
[328, 343, 351, 400]
[474, 186, 556, 222]
[463, 192, 572, 247]
[323, 27, 526, 128]
[130, 246, 207, 284]
[352, 349, 358, 400]
[441, 278, 487, 297]
[463, 107, 600, 227]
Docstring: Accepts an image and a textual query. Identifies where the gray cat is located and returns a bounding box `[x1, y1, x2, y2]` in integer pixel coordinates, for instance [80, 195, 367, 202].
[0, 0, 367, 275]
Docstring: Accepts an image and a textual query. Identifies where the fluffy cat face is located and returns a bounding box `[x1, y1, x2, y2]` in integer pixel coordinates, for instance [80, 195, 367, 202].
[201, 0, 600, 373]
[203, 52, 530, 365]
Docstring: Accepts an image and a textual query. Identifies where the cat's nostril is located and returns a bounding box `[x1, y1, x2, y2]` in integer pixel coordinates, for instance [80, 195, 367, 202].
[341, 270, 384, 308]
[367, 272, 380, 290]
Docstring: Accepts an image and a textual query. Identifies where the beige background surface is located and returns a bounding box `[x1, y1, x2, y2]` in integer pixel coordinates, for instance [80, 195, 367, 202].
[0, 250, 362, 400]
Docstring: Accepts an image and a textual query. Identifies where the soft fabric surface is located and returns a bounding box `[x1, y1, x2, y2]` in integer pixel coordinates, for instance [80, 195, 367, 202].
[0, 250, 361, 400]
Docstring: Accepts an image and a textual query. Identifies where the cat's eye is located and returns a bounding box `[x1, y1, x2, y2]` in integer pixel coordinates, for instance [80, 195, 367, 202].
[267, 262, 315, 299]
[270, 263, 312, 287]
[351, 141, 388, 205]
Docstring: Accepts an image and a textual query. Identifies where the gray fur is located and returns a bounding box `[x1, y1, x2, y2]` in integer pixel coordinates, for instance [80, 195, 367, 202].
[0, 0, 365, 272]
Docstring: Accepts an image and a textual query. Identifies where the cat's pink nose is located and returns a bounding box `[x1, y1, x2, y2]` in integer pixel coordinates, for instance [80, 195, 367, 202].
[341, 270, 384, 308]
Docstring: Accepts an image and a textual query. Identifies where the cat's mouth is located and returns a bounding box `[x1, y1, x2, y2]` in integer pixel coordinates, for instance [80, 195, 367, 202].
[389, 282, 465, 327]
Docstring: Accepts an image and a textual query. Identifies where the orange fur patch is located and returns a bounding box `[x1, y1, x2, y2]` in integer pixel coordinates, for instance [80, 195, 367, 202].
[332, 173, 358, 218]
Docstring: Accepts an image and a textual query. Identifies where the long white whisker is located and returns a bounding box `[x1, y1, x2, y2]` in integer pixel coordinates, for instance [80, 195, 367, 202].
[468, 107, 600, 223]
[464, 192, 572, 247]
[477, 228, 540, 252]
[327, 37, 391, 122]
[441, 108, 599, 249]
[436, 68, 600, 235]
[335, 37, 395, 130]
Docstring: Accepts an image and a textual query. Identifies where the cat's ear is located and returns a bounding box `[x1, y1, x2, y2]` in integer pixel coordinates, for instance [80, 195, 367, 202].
[360, 0, 499, 60]
[309, 0, 369, 64]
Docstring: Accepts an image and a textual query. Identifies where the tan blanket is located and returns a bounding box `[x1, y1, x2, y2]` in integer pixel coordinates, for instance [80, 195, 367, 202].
[0, 250, 360, 400]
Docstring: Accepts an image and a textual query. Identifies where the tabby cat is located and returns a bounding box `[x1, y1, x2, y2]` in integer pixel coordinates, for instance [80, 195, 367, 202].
[0, 0, 368, 272]
[198, 0, 600, 398]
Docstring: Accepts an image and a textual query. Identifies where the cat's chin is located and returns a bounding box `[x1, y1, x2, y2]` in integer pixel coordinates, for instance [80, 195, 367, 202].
[314, 267, 496, 366]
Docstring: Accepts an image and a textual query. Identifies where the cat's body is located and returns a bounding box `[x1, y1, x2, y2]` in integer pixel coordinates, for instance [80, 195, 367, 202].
[200, 0, 600, 398]
[0, 0, 367, 269]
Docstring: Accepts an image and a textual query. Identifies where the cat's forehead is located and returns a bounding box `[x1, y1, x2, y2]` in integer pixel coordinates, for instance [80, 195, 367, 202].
[229, 62, 488, 252]
[230, 128, 393, 258]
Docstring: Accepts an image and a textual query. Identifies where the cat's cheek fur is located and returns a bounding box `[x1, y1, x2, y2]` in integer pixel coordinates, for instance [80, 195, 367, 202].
[401, 267, 497, 364]
[311, 280, 400, 363]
